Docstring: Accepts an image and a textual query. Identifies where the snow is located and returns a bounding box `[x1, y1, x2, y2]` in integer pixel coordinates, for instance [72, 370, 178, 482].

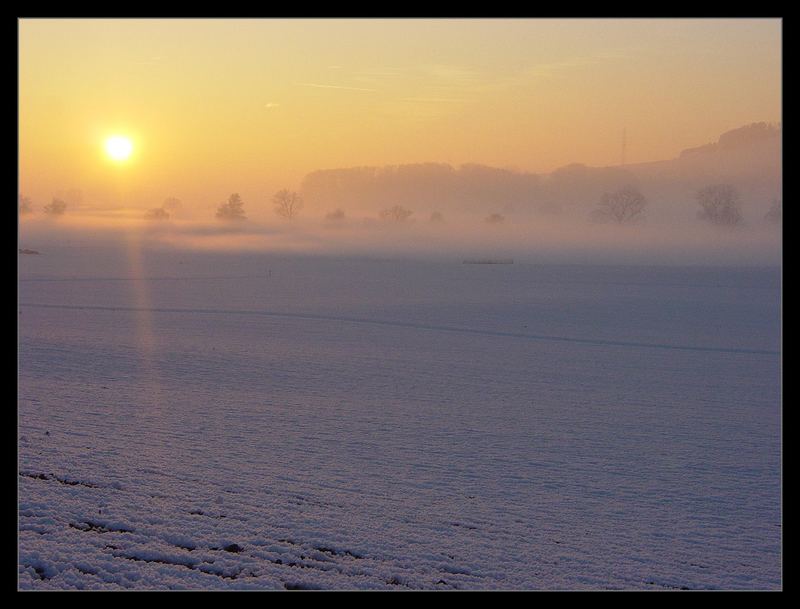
[18, 248, 781, 589]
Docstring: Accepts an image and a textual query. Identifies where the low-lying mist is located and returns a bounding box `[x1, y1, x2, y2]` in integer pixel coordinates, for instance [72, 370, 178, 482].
[18, 124, 781, 267]
[18, 205, 781, 267]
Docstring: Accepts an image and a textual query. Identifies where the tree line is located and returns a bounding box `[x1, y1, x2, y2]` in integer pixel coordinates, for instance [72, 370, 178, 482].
[588, 184, 780, 227]
[19, 185, 781, 227]
[215, 190, 303, 222]
[208, 184, 778, 228]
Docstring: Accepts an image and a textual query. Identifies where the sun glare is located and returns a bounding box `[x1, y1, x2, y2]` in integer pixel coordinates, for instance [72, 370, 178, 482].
[105, 136, 133, 161]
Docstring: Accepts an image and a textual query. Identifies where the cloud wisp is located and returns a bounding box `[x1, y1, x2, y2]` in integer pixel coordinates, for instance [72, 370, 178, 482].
[295, 82, 377, 92]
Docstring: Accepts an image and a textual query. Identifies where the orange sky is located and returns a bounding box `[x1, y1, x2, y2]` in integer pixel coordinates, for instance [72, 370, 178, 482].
[19, 18, 781, 214]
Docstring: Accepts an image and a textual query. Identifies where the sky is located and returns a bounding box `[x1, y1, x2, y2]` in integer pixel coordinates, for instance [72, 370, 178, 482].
[19, 18, 781, 214]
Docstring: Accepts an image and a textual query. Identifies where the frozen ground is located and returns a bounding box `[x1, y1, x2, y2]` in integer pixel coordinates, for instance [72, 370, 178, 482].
[18, 248, 781, 590]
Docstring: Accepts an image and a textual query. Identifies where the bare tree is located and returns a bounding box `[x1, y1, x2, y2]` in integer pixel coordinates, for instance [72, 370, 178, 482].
[19, 195, 33, 215]
[273, 189, 303, 220]
[765, 198, 781, 224]
[43, 198, 67, 216]
[591, 187, 647, 224]
[484, 213, 505, 224]
[696, 184, 743, 226]
[216, 193, 247, 221]
[379, 205, 413, 222]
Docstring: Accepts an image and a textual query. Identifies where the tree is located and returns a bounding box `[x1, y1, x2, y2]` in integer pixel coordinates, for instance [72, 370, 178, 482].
[379, 205, 413, 222]
[429, 211, 445, 223]
[325, 208, 346, 221]
[591, 186, 647, 224]
[144, 197, 181, 221]
[696, 184, 742, 226]
[484, 213, 505, 224]
[162, 197, 182, 214]
[19, 195, 33, 215]
[61, 188, 83, 207]
[145, 207, 170, 221]
[43, 198, 67, 216]
[273, 189, 303, 220]
[765, 198, 781, 224]
[216, 193, 246, 221]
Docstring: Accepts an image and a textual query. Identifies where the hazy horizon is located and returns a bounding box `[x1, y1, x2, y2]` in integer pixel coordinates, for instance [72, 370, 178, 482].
[19, 118, 782, 266]
[19, 19, 781, 213]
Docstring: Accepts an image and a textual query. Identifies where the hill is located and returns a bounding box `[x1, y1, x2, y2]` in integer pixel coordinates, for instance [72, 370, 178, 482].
[300, 123, 781, 223]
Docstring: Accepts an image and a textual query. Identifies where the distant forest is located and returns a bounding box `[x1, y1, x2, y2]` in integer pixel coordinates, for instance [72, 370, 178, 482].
[300, 123, 781, 220]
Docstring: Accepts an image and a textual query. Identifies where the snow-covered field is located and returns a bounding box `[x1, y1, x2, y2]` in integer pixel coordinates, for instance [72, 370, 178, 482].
[18, 248, 781, 590]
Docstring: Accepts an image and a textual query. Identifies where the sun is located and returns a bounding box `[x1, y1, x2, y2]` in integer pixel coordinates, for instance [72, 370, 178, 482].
[105, 136, 134, 161]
